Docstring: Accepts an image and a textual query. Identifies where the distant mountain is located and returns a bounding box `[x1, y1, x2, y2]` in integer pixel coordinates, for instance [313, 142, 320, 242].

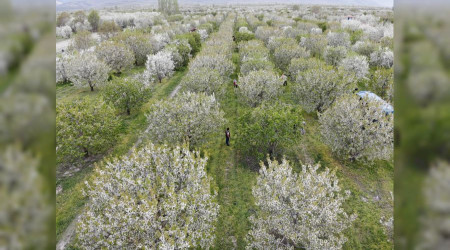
[56, 0, 393, 12]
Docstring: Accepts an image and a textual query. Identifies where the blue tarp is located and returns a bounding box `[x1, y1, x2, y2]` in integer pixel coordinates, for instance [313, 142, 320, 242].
[357, 91, 394, 114]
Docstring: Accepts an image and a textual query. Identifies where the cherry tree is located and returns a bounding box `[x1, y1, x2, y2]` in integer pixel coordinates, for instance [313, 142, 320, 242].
[66, 52, 110, 91]
[56, 25, 72, 39]
[339, 55, 369, 80]
[95, 41, 135, 74]
[190, 55, 234, 77]
[102, 77, 152, 115]
[274, 43, 310, 71]
[238, 69, 284, 107]
[293, 65, 355, 113]
[288, 57, 326, 79]
[180, 67, 224, 95]
[319, 94, 394, 161]
[352, 41, 376, 57]
[144, 50, 175, 83]
[247, 158, 356, 249]
[369, 48, 394, 68]
[324, 46, 347, 66]
[327, 31, 351, 48]
[300, 35, 327, 57]
[56, 54, 70, 84]
[70, 30, 94, 51]
[57, 98, 120, 163]
[240, 58, 274, 76]
[76, 143, 219, 249]
[114, 30, 154, 66]
[146, 92, 226, 146]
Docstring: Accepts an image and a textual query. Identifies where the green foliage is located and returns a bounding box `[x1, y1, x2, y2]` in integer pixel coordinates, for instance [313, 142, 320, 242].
[350, 30, 364, 44]
[73, 11, 86, 24]
[318, 21, 328, 32]
[266, 20, 273, 26]
[236, 103, 303, 162]
[235, 18, 250, 31]
[56, 98, 120, 163]
[234, 31, 255, 43]
[102, 77, 152, 115]
[113, 30, 153, 66]
[198, 22, 214, 34]
[166, 14, 183, 22]
[98, 20, 121, 39]
[57, 12, 70, 27]
[175, 32, 201, 56]
[87, 10, 100, 32]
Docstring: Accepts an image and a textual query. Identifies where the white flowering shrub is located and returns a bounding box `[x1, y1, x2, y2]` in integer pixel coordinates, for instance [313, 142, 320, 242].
[419, 161, 450, 250]
[310, 27, 323, 34]
[288, 57, 326, 79]
[198, 29, 209, 41]
[66, 52, 110, 91]
[0, 146, 51, 249]
[255, 26, 279, 44]
[150, 33, 170, 52]
[364, 26, 384, 42]
[146, 92, 226, 146]
[114, 30, 154, 66]
[324, 46, 347, 66]
[369, 48, 394, 68]
[190, 55, 234, 77]
[238, 40, 270, 62]
[180, 67, 224, 95]
[274, 43, 310, 71]
[56, 25, 72, 39]
[74, 20, 92, 32]
[339, 55, 369, 80]
[56, 54, 70, 84]
[239, 26, 251, 33]
[76, 143, 219, 249]
[352, 41, 377, 57]
[95, 41, 135, 73]
[341, 19, 363, 32]
[144, 50, 175, 83]
[294, 65, 355, 113]
[300, 35, 327, 57]
[238, 69, 284, 107]
[240, 58, 274, 76]
[327, 32, 351, 48]
[319, 94, 394, 161]
[247, 158, 356, 249]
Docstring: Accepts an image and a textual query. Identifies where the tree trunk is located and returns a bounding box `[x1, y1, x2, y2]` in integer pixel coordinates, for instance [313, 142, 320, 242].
[90, 85, 94, 91]
[159, 77, 162, 83]
[126, 107, 131, 115]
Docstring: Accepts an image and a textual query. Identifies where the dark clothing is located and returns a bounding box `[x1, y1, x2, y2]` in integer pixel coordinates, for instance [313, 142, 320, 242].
[226, 137, 230, 146]
[225, 130, 230, 146]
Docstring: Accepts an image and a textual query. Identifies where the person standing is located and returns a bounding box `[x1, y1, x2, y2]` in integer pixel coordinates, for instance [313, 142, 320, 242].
[225, 128, 231, 146]
[233, 79, 238, 88]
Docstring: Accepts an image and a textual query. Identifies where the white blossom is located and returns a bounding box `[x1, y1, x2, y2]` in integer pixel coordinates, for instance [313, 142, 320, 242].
[146, 92, 226, 146]
[339, 55, 369, 80]
[369, 48, 394, 68]
[95, 41, 135, 73]
[238, 69, 284, 107]
[56, 25, 72, 39]
[76, 143, 219, 249]
[144, 50, 175, 83]
[319, 94, 394, 161]
[66, 52, 110, 91]
[247, 158, 356, 250]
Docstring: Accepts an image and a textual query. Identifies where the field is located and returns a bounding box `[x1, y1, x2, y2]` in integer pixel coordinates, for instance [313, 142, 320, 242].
[56, 3, 394, 249]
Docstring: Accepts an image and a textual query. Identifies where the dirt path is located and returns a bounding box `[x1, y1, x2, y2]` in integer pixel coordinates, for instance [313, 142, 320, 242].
[56, 213, 81, 250]
[169, 83, 182, 98]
